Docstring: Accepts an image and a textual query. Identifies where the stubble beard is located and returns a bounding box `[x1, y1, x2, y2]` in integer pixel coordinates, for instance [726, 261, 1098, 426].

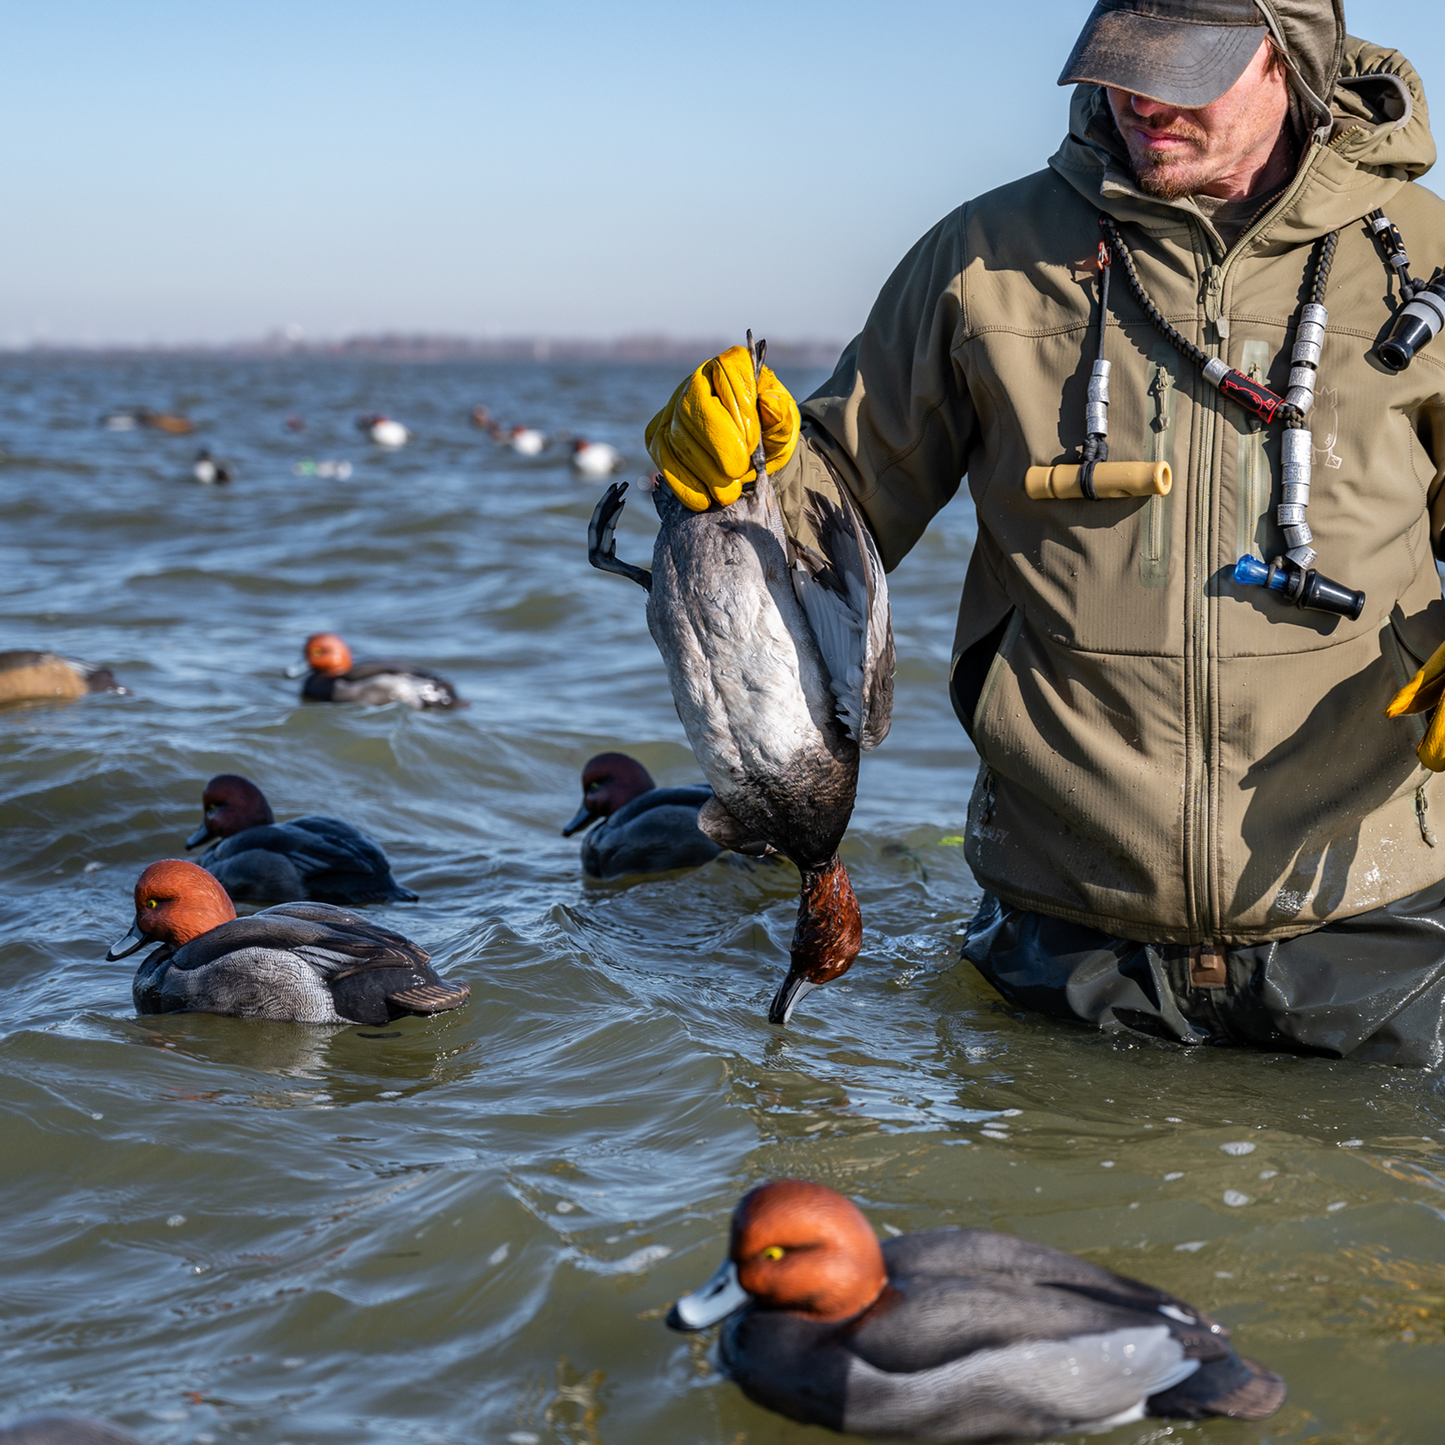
[1127, 132, 1213, 201]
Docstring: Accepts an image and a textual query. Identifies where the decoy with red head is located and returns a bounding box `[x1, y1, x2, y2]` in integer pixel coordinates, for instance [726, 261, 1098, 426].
[667, 1179, 1286, 1441]
[107, 859, 468, 1024]
[297, 632, 464, 710]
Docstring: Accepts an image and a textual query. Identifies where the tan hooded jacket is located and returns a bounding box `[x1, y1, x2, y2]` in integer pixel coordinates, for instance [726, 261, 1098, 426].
[774, 33, 1445, 945]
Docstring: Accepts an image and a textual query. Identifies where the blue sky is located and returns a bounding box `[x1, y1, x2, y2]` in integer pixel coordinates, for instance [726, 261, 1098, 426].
[2, 0, 1440, 345]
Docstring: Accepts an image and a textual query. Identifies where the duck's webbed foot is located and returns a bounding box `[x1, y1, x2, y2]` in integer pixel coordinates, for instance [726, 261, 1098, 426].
[588, 481, 651, 591]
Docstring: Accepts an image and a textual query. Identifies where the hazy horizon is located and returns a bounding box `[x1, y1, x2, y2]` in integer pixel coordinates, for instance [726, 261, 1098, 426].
[6, 0, 1441, 347]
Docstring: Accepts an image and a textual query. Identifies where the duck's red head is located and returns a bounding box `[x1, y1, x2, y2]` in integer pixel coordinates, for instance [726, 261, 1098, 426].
[562, 752, 656, 835]
[570, 438, 588, 453]
[669, 1180, 887, 1331]
[305, 633, 353, 676]
[107, 859, 236, 960]
[186, 773, 274, 848]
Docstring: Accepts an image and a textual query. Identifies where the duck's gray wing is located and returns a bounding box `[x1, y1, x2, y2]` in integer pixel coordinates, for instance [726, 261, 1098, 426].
[883, 1228, 1209, 1316]
[168, 906, 464, 1021]
[342, 660, 462, 708]
[788, 485, 894, 750]
[841, 1325, 1198, 1443]
[167, 906, 426, 976]
[849, 1275, 1228, 1374]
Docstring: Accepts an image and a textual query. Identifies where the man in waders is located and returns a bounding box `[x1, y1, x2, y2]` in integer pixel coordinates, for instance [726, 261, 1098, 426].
[645, 0, 1445, 1069]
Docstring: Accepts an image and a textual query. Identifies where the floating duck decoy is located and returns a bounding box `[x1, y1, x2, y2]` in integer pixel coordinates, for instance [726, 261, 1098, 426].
[507, 425, 548, 456]
[563, 752, 724, 878]
[100, 407, 193, 434]
[292, 459, 354, 480]
[191, 448, 233, 485]
[296, 632, 465, 709]
[0, 650, 126, 706]
[570, 438, 624, 478]
[587, 343, 892, 1024]
[470, 405, 503, 437]
[106, 859, 469, 1023]
[0, 1416, 147, 1445]
[186, 772, 419, 905]
[357, 414, 410, 448]
[668, 1180, 1286, 1442]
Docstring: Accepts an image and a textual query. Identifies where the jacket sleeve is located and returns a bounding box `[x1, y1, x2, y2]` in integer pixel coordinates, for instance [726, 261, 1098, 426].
[773, 204, 976, 571]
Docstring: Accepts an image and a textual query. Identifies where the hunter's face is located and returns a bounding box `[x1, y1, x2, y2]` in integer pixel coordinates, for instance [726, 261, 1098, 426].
[1107, 37, 1291, 200]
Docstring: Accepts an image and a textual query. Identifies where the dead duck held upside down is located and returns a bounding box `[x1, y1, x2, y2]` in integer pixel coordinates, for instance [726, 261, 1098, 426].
[588, 420, 892, 1023]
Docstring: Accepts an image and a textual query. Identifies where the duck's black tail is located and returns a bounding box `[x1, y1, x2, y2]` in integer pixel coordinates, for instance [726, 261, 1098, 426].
[1149, 1352, 1286, 1421]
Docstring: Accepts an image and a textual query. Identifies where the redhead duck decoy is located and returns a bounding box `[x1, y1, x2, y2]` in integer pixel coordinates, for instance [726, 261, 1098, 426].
[297, 633, 465, 710]
[563, 752, 723, 878]
[357, 414, 410, 448]
[668, 1180, 1286, 1442]
[569, 438, 624, 478]
[0, 650, 126, 706]
[0, 1417, 146, 1445]
[507, 425, 548, 456]
[587, 340, 893, 1024]
[185, 773, 419, 905]
[106, 860, 469, 1023]
[191, 448, 233, 484]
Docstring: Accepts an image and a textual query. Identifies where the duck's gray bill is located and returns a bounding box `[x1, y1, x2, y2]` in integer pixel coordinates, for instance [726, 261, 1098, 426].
[106, 921, 149, 960]
[561, 805, 594, 837]
[184, 824, 211, 849]
[284, 663, 309, 678]
[666, 1259, 748, 1331]
[768, 974, 819, 1026]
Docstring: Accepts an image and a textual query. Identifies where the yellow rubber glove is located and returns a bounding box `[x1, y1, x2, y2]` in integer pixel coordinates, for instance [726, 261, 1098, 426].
[645, 345, 801, 511]
[1386, 637, 1445, 770]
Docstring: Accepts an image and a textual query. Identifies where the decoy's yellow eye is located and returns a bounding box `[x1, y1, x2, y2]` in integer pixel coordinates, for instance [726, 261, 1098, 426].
[145, 898, 158, 910]
[762, 1245, 785, 1261]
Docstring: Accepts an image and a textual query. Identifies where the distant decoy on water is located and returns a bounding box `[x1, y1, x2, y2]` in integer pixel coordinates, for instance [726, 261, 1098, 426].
[99, 407, 193, 435]
[0, 1416, 147, 1445]
[569, 438, 624, 478]
[297, 632, 465, 709]
[668, 1180, 1286, 1443]
[563, 752, 725, 878]
[507, 425, 548, 456]
[191, 448, 233, 484]
[106, 859, 469, 1024]
[186, 772, 418, 905]
[357, 414, 410, 448]
[0, 650, 126, 706]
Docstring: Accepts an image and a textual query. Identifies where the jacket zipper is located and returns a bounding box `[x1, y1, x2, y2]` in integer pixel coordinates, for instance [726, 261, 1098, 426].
[1178, 150, 1326, 939]
[1188, 244, 1221, 938]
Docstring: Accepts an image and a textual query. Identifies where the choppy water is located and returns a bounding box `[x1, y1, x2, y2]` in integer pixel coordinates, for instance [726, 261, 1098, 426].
[1, 353, 1442, 1444]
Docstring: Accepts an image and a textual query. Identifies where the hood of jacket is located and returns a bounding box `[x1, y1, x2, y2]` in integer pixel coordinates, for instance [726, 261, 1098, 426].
[1050, 34, 1435, 246]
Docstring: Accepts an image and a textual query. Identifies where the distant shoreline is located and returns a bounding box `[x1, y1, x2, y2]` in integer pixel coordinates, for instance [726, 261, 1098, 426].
[0, 334, 845, 368]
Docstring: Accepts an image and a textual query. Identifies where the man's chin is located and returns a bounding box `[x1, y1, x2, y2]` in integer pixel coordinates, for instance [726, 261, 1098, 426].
[1133, 161, 1202, 202]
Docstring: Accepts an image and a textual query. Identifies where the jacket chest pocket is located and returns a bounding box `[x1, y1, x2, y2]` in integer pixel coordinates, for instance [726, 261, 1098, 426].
[1139, 343, 1177, 588]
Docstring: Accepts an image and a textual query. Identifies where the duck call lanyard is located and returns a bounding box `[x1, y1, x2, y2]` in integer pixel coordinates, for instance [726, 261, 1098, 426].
[1085, 215, 1368, 619]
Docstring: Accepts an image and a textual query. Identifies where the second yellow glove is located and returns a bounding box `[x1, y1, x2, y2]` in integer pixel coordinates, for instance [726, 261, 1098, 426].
[1386, 637, 1445, 770]
[645, 345, 801, 512]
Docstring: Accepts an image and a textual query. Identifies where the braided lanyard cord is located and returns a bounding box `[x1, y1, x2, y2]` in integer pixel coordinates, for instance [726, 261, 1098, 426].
[1098, 216, 1339, 569]
[1079, 240, 1113, 498]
